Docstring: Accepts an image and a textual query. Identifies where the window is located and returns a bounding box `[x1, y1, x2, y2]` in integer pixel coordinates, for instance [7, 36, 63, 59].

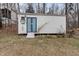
[8, 10, 11, 19]
[1, 8, 11, 19]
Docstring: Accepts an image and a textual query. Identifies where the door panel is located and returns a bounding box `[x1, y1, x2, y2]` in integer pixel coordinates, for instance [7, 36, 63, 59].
[32, 18, 37, 32]
[27, 18, 31, 32]
[27, 17, 37, 33]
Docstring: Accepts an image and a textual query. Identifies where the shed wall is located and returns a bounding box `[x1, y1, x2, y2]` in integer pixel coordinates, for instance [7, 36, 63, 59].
[18, 14, 66, 34]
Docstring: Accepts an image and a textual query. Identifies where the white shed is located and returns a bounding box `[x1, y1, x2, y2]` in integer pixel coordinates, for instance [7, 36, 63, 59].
[18, 13, 66, 34]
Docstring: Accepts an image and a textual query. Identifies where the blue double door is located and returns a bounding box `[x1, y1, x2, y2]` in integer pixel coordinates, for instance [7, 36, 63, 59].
[27, 17, 37, 33]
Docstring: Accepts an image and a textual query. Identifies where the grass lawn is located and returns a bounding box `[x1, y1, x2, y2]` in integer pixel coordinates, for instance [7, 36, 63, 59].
[0, 32, 79, 56]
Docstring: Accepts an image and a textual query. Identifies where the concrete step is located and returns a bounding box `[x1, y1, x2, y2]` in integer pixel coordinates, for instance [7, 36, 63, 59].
[26, 33, 35, 38]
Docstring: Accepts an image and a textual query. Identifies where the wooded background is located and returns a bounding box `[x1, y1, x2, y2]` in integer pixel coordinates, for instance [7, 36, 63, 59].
[0, 3, 79, 34]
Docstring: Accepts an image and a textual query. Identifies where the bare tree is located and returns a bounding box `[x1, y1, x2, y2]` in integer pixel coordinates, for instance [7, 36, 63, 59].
[37, 3, 41, 13]
[0, 3, 2, 29]
[26, 3, 34, 13]
[51, 3, 55, 15]
[17, 3, 20, 13]
[54, 4, 59, 15]
[60, 7, 65, 15]
[48, 7, 52, 15]
[66, 3, 78, 37]
[43, 3, 46, 14]
[77, 4, 79, 28]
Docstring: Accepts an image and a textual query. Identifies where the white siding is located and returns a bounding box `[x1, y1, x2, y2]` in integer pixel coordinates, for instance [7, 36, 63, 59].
[18, 15, 27, 34]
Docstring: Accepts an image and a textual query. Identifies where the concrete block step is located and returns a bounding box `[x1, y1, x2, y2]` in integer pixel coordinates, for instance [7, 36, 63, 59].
[26, 33, 35, 38]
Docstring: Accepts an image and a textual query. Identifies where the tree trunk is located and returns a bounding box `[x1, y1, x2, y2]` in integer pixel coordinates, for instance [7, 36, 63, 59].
[43, 3, 45, 14]
[77, 4, 79, 28]
[65, 3, 68, 31]
[0, 4, 2, 29]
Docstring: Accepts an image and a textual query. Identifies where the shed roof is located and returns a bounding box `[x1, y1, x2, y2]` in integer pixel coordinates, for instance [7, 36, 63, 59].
[18, 13, 65, 16]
